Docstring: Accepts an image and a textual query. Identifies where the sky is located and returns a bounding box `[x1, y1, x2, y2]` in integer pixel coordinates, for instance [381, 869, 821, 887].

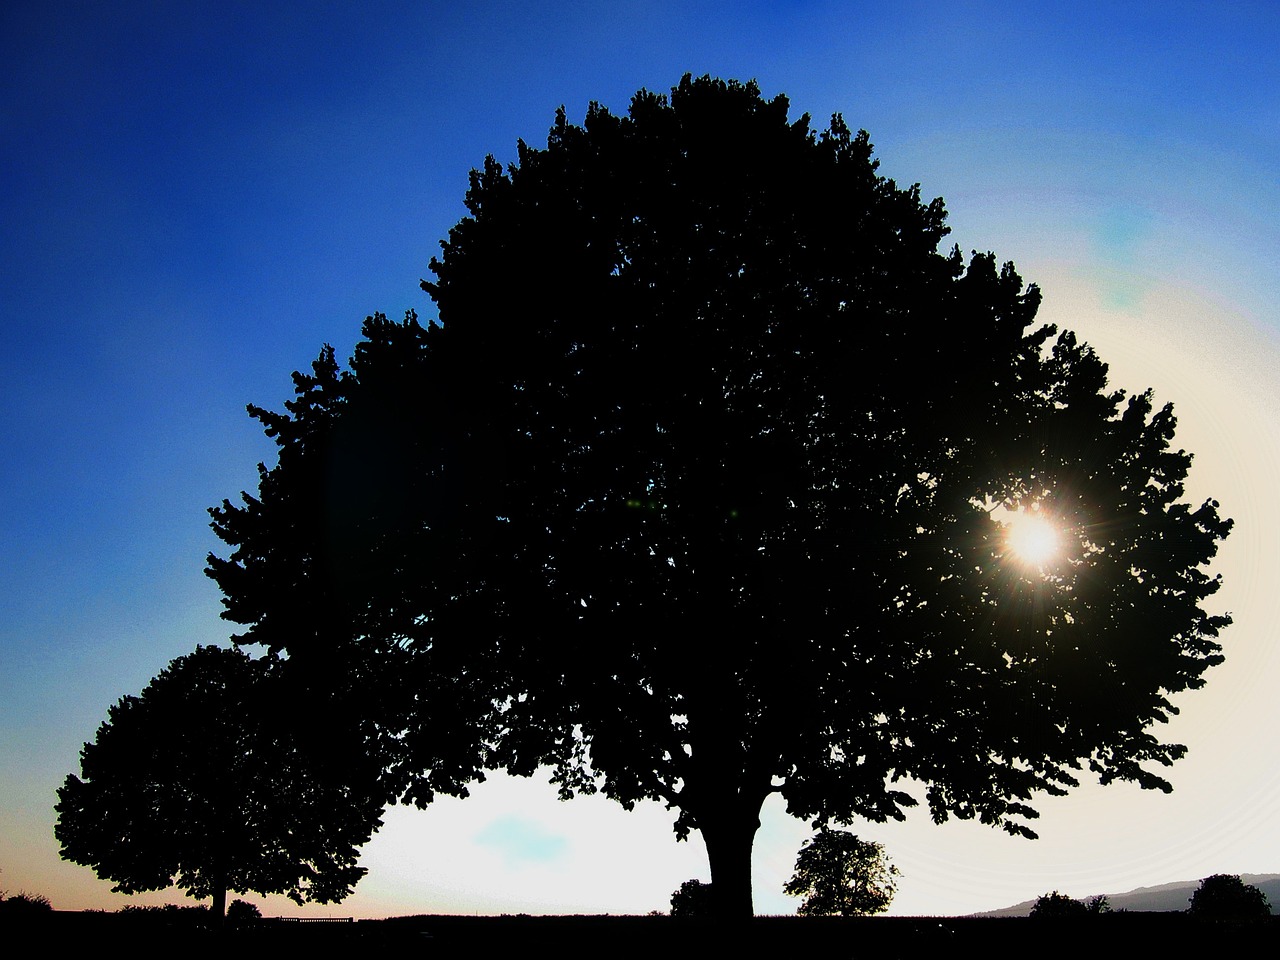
[2, 0, 1278, 918]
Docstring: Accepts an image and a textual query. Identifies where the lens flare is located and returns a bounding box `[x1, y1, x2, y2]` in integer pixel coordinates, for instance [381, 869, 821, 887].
[1002, 509, 1061, 568]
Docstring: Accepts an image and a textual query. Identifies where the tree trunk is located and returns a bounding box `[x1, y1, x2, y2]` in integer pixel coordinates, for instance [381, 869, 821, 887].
[683, 646, 775, 920]
[699, 798, 766, 919]
[211, 884, 227, 927]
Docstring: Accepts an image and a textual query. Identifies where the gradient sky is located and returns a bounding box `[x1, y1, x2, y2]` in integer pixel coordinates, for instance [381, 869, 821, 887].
[3, 1, 1278, 918]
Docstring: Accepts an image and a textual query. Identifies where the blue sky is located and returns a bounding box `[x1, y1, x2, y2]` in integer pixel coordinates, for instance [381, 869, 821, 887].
[3, 1, 1278, 917]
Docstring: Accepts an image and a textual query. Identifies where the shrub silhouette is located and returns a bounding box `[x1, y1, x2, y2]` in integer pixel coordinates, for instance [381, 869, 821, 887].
[670, 879, 715, 917]
[226, 898, 262, 928]
[0, 891, 54, 920]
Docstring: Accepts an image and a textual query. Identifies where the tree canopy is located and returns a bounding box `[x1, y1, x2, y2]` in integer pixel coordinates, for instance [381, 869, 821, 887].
[55, 645, 385, 920]
[207, 75, 1231, 916]
[784, 829, 899, 916]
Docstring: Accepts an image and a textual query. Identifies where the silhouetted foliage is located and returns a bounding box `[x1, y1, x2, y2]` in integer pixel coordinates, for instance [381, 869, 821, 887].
[1030, 891, 1089, 919]
[670, 879, 715, 917]
[783, 829, 898, 916]
[1187, 874, 1271, 920]
[208, 74, 1232, 918]
[55, 645, 385, 922]
[117, 903, 211, 929]
[1087, 895, 1112, 914]
[0, 890, 54, 920]
[226, 898, 263, 928]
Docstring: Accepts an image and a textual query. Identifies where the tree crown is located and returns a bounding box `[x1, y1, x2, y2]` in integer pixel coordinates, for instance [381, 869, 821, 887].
[207, 74, 1231, 914]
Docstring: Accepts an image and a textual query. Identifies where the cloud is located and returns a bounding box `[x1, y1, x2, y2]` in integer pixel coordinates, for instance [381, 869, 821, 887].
[474, 816, 569, 866]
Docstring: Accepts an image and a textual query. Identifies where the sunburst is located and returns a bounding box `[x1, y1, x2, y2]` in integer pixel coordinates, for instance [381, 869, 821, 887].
[1000, 507, 1062, 569]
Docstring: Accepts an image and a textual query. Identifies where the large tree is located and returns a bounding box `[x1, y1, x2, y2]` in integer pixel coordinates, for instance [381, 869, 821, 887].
[207, 75, 1231, 917]
[55, 645, 385, 922]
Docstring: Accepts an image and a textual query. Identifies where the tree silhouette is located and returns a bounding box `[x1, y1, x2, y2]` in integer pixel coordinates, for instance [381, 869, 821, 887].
[1030, 891, 1089, 918]
[1187, 874, 1271, 920]
[55, 645, 385, 922]
[207, 75, 1232, 917]
[784, 829, 899, 916]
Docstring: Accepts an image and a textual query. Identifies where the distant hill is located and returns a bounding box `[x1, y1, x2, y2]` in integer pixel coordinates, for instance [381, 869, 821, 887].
[975, 874, 1280, 916]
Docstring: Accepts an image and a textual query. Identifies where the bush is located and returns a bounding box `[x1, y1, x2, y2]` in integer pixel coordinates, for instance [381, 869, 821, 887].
[670, 879, 714, 917]
[226, 898, 262, 928]
[0, 891, 54, 919]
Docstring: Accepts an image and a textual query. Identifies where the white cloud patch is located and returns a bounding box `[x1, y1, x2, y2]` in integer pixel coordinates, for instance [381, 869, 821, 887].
[474, 815, 569, 866]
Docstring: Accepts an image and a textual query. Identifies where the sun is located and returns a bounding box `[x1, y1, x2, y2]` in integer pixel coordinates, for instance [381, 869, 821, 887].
[1000, 508, 1062, 568]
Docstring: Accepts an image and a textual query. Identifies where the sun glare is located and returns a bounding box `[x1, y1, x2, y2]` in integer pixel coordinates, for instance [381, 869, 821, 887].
[1000, 508, 1062, 568]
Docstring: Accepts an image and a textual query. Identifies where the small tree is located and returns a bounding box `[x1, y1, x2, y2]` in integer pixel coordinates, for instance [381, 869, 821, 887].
[1030, 891, 1088, 918]
[1187, 874, 1271, 920]
[55, 645, 386, 922]
[670, 878, 715, 917]
[784, 829, 899, 916]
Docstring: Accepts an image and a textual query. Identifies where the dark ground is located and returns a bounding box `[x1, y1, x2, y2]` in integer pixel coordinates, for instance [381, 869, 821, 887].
[16, 910, 1278, 958]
